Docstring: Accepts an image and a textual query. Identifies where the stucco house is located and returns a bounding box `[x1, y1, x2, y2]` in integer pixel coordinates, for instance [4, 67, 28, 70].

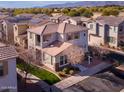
[13, 23, 29, 48]
[88, 16, 124, 48]
[50, 15, 70, 23]
[63, 16, 92, 27]
[0, 43, 18, 92]
[27, 22, 88, 71]
[1, 14, 34, 45]
[15, 13, 34, 20]
[1, 17, 18, 44]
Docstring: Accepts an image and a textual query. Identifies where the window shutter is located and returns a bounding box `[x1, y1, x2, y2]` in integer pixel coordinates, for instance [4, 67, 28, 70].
[3, 61, 8, 76]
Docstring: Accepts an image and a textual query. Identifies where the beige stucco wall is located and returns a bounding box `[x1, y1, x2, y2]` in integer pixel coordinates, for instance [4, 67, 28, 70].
[42, 33, 58, 48]
[13, 24, 28, 47]
[2, 21, 14, 44]
[88, 34, 103, 46]
[0, 58, 17, 92]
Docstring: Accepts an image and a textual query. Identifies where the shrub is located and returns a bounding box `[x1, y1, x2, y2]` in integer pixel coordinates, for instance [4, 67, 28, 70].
[100, 43, 103, 46]
[58, 71, 67, 77]
[113, 60, 120, 67]
[62, 67, 69, 74]
[69, 70, 74, 75]
[112, 46, 115, 49]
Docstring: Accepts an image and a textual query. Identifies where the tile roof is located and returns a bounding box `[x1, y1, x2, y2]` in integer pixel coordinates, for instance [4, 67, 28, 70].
[57, 23, 88, 33]
[50, 15, 70, 22]
[27, 23, 58, 35]
[28, 22, 88, 35]
[33, 14, 50, 19]
[28, 18, 50, 27]
[0, 45, 18, 60]
[41, 41, 72, 56]
[70, 17, 82, 22]
[96, 16, 124, 26]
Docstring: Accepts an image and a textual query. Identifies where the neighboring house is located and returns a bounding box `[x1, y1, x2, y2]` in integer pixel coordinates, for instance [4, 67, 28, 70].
[0, 15, 10, 40]
[15, 13, 34, 20]
[1, 17, 18, 44]
[32, 14, 50, 19]
[0, 43, 18, 92]
[28, 18, 50, 28]
[63, 17, 91, 27]
[27, 22, 88, 71]
[50, 15, 70, 23]
[88, 16, 124, 48]
[51, 13, 62, 17]
[13, 23, 29, 48]
[1, 14, 33, 45]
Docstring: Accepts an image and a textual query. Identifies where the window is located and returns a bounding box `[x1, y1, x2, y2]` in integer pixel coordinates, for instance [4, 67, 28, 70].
[51, 56, 53, 65]
[60, 56, 64, 65]
[67, 33, 73, 40]
[15, 26, 18, 31]
[119, 26, 123, 32]
[83, 23, 86, 27]
[114, 26, 116, 33]
[84, 33, 86, 36]
[43, 34, 51, 42]
[64, 55, 67, 64]
[74, 32, 80, 39]
[36, 35, 40, 43]
[30, 32, 33, 39]
[107, 36, 116, 44]
[60, 55, 68, 66]
[90, 24, 93, 29]
[0, 63, 3, 76]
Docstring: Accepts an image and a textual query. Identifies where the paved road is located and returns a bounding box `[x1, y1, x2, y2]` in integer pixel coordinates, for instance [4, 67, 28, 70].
[52, 62, 112, 91]
[17, 74, 44, 92]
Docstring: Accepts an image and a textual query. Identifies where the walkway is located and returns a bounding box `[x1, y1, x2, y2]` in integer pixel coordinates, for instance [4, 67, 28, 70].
[52, 62, 112, 91]
[96, 45, 124, 56]
[17, 68, 51, 92]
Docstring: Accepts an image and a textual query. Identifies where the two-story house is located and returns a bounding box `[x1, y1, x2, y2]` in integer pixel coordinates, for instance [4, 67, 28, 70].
[0, 43, 18, 92]
[88, 16, 124, 48]
[63, 16, 91, 27]
[50, 15, 70, 23]
[27, 22, 88, 71]
[1, 17, 18, 44]
[13, 23, 29, 48]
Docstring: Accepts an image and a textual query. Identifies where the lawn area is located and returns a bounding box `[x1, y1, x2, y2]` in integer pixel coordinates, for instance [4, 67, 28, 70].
[16, 58, 60, 85]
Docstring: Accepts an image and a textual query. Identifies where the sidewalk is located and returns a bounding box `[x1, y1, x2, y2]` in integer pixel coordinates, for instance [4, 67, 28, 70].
[98, 46, 124, 56]
[52, 62, 112, 91]
[17, 68, 51, 92]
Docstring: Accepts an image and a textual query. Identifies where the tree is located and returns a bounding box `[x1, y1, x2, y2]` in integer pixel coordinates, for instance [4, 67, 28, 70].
[61, 8, 70, 14]
[42, 8, 53, 15]
[19, 49, 35, 86]
[81, 10, 93, 18]
[102, 8, 119, 16]
[67, 9, 80, 17]
[64, 45, 85, 65]
[77, 7, 87, 15]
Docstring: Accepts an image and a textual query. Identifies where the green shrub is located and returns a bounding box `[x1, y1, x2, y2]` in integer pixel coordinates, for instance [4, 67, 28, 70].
[69, 70, 74, 75]
[58, 71, 67, 77]
[62, 67, 69, 74]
